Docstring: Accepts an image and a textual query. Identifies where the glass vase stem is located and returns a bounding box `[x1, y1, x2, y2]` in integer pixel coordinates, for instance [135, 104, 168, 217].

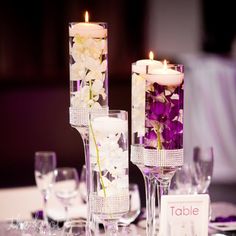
[43, 195, 48, 224]
[159, 180, 170, 196]
[64, 205, 69, 222]
[104, 220, 119, 236]
[144, 174, 156, 236]
[157, 179, 171, 219]
[77, 127, 99, 234]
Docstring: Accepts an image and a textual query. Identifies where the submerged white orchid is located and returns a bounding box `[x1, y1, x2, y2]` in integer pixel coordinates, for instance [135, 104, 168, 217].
[90, 117, 129, 198]
[69, 34, 108, 109]
[72, 36, 106, 61]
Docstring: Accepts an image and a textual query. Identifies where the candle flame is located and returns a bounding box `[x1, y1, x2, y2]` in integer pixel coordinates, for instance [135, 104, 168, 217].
[149, 51, 154, 60]
[85, 11, 89, 22]
[163, 59, 167, 70]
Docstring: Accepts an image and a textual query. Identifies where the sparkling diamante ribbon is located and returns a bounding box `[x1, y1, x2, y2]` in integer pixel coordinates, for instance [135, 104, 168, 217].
[131, 145, 183, 167]
[90, 192, 129, 216]
[69, 107, 108, 126]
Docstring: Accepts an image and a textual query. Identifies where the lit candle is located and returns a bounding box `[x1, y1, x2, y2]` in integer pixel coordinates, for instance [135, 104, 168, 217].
[69, 11, 107, 38]
[92, 116, 127, 134]
[145, 60, 184, 86]
[132, 51, 162, 74]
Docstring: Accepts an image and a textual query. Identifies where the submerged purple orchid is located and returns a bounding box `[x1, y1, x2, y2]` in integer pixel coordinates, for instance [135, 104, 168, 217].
[144, 82, 184, 150]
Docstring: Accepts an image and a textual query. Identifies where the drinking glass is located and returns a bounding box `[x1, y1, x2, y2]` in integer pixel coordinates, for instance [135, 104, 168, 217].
[89, 110, 129, 236]
[79, 165, 87, 204]
[52, 167, 79, 223]
[62, 219, 87, 236]
[193, 146, 214, 194]
[174, 164, 193, 194]
[119, 183, 141, 225]
[34, 151, 57, 222]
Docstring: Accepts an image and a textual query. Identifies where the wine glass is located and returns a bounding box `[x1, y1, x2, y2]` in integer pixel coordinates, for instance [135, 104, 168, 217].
[34, 151, 57, 223]
[62, 219, 87, 236]
[79, 165, 87, 204]
[79, 164, 101, 233]
[193, 146, 214, 194]
[52, 167, 79, 223]
[174, 164, 194, 194]
[119, 183, 141, 226]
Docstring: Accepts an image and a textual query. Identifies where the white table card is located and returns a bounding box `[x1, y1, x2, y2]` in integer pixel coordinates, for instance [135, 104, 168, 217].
[159, 194, 209, 236]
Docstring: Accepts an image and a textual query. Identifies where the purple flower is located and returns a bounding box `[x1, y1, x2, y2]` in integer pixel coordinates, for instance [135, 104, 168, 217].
[162, 128, 173, 141]
[150, 101, 165, 115]
[147, 100, 171, 123]
[144, 130, 158, 148]
[162, 133, 183, 149]
[145, 82, 184, 150]
[167, 120, 183, 133]
[169, 106, 179, 120]
[153, 83, 164, 95]
[145, 130, 157, 140]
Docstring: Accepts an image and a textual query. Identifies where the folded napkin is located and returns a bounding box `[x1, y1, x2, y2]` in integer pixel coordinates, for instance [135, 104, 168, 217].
[209, 202, 236, 233]
[212, 215, 236, 223]
[211, 202, 236, 222]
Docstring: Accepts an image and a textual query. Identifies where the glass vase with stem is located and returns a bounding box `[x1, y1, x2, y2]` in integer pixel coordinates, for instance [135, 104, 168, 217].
[68, 19, 109, 234]
[130, 152, 157, 236]
[119, 183, 141, 226]
[144, 63, 184, 227]
[131, 57, 165, 236]
[34, 151, 57, 228]
[131, 61, 184, 233]
[52, 167, 79, 223]
[89, 110, 129, 236]
[79, 164, 87, 204]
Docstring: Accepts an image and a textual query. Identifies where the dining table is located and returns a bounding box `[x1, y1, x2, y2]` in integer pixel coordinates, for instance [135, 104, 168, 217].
[0, 186, 236, 235]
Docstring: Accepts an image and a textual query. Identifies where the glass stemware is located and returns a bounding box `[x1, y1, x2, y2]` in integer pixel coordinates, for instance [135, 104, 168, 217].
[34, 151, 57, 223]
[131, 59, 159, 236]
[174, 164, 194, 194]
[89, 110, 129, 236]
[79, 164, 87, 204]
[193, 146, 214, 194]
[119, 183, 141, 226]
[131, 62, 184, 235]
[52, 167, 79, 223]
[62, 219, 87, 236]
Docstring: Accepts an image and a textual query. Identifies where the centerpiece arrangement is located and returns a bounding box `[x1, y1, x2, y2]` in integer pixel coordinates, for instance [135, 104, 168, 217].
[68, 12, 185, 236]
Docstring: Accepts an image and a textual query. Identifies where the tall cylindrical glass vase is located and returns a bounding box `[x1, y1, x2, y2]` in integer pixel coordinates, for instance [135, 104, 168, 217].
[144, 63, 184, 227]
[89, 110, 129, 236]
[68, 19, 109, 234]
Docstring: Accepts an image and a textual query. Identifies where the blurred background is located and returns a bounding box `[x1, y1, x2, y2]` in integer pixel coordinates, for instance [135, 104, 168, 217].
[0, 0, 236, 206]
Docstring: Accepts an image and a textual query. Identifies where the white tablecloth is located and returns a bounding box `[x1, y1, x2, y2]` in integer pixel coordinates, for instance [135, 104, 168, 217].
[0, 186, 41, 221]
[0, 186, 86, 222]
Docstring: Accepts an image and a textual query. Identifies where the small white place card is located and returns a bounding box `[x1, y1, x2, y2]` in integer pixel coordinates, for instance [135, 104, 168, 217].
[159, 194, 209, 236]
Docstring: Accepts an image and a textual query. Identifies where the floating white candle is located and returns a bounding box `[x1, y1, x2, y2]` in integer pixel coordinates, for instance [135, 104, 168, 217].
[145, 60, 184, 86]
[92, 116, 127, 134]
[69, 11, 107, 38]
[132, 51, 162, 74]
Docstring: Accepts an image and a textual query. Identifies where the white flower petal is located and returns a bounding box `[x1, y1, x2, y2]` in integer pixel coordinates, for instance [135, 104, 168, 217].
[100, 60, 107, 72]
